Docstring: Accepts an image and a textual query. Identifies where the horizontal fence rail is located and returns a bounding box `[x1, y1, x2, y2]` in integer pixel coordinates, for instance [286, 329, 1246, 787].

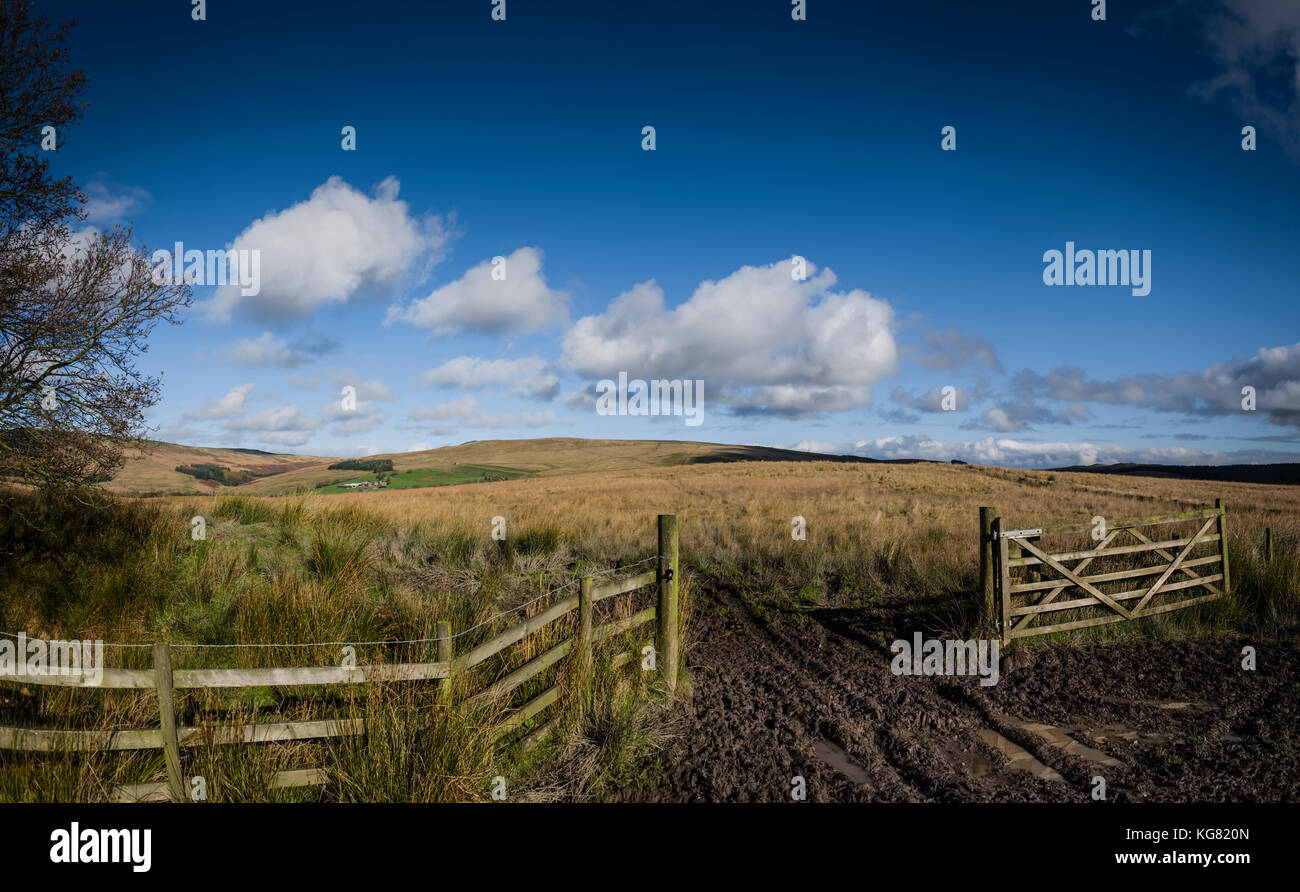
[981, 502, 1229, 643]
[0, 514, 681, 802]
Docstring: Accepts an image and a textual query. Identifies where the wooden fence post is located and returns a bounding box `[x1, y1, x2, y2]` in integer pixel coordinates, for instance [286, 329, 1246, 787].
[1266, 527, 1274, 563]
[979, 507, 997, 636]
[578, 576, 593, 714]
[436, 621, 453, 705]
[152, 644, 184, 802]
[657, 514, 679, 694]
[1217, 498, 1232, 595]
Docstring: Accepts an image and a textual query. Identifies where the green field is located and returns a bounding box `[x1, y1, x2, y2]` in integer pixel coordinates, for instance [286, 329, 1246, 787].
[315, 464, 531, 494]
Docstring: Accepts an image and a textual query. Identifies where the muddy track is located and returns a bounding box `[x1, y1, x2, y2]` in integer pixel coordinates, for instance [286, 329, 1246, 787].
[618, 586, 1300, 802]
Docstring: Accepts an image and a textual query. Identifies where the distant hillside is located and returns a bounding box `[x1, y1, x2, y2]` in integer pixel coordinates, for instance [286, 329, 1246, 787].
[107, 438, 899, 496]
[106, 442, 337, 495]
[1053, 462, 1300, 486]
[103, 439, 1300, 496]
[237, 438, 894, 495]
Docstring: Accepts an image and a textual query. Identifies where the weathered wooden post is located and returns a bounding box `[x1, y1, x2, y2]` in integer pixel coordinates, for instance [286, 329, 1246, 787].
[1217, 498, 1232, 595]
[436, 620, 453, 705]
[657, 514, 679, 694]
[979, 507, 997, 637]
[578, 576, 594, 714]
[1266, 527, 1274, 563]
[152, 644, 184, 802]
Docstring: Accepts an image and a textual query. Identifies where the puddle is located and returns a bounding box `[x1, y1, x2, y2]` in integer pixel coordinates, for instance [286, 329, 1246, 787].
[975, 728, 1065, 783]
[1011, 719, 1124, 769]
[813, 739, 873, 786]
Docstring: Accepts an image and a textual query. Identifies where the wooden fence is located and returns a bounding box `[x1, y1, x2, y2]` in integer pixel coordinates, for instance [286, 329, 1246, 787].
[980, 502, 1229, 643]
[0, 514, 681, 802]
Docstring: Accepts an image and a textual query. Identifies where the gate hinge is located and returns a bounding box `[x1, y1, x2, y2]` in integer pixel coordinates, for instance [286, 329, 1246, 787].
[995, 528, 1042, 539]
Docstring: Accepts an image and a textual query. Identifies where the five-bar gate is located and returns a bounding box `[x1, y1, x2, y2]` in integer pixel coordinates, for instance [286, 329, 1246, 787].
[981, 501, 1230, 643]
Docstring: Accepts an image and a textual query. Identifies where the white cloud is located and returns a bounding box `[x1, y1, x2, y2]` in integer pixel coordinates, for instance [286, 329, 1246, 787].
[224, 332, 312, 368]
[387, 246, 567, 334]
[288, 368, 395, 403]
[977, 408, 1020, 433]
[326, 410, 388, 437]
[83, 182, 150, 223]
[410, 395, 481, 422]
[184, 383, 255, 420]
[256, 430, 315, 448]
[409, 394, 560, 429]
[561, 259, 897, 416]
[203, 176, 448, 322]
[421, 355, 559, 400]
[227, 404, 320, 435]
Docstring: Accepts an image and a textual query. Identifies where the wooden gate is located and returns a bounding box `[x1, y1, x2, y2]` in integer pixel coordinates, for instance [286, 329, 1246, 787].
[982, 501, 1230, 643]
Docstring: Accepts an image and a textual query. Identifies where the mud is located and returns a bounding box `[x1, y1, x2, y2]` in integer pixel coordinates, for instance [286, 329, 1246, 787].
[616, 586, 1300, 802]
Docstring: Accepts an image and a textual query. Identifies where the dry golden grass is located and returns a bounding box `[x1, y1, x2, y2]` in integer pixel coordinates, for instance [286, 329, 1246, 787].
[288, 458, 1300, 567]
[234, 437, 773, 495]
[110, 436, 873, 496]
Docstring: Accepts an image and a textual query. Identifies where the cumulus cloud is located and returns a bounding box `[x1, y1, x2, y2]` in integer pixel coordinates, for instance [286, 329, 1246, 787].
[387, 247, 567, 335]
[224, 332, 316, 368]
[321, 400, 389, 436]
[421, 355, 559, 400]
[410, 395, 480, 422]
[328, 411, 388, 436]
[318, 377, 392, 437]
[561, 258, 897, 416]
[959, 395, 1086, 433]
[184, 383, 255, 420]
[203, 176, 448, 322]
[288, 368, 395, 403]
[225, 404, 321, 447]
[409, 394, 559, 429]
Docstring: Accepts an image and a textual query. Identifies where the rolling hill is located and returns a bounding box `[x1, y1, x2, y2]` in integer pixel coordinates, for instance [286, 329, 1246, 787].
[104, 443, 338, 496]
[104, 438, 1300, 497]
[105, 438, 891, 496]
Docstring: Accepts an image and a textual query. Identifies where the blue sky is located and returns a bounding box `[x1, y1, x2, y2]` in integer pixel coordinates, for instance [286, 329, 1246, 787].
[37, 0, 1300, 467]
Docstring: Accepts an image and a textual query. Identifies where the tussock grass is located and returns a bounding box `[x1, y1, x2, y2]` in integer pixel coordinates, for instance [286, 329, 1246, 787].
[0, 484, 674, 801]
